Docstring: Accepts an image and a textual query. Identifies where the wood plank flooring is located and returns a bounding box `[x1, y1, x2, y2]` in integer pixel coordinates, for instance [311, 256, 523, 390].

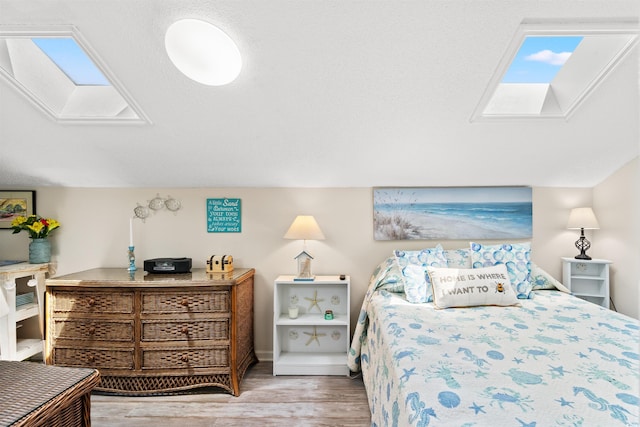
[91, 362, 371, 426]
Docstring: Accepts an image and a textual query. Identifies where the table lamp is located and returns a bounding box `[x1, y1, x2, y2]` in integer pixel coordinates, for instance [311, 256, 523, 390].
[284, 215, 325, 281]
[567, 207, 600, 260]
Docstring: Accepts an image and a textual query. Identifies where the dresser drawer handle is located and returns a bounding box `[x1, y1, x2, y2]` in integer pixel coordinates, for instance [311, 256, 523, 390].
[180, 355, 189, 362]
[87, 355, 96, 363]
[180, 299, 189, 307]
[181, 326, 189, 335]
[88, 298, 96, 307]
[88, 325, 96, 335]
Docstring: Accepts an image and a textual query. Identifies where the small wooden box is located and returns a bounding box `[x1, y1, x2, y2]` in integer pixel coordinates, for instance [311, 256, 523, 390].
[206, 255, 234, 273]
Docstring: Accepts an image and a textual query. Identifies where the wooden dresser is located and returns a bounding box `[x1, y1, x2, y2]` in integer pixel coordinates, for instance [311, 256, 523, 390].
[45, 268, 256, 396]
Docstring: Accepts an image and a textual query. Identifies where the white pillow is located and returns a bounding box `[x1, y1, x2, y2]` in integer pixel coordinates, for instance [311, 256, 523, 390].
[427, 264, 521, 309]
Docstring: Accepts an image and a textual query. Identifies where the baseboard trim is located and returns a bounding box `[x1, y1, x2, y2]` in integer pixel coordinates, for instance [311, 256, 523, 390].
[255, 350, 273, 362]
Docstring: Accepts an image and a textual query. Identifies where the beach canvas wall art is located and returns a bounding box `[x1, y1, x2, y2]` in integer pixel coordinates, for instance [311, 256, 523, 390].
[373, 187, 532, 240]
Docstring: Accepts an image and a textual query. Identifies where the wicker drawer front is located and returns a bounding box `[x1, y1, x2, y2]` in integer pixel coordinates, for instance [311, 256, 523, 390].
[142, 347, 229, 369]
[141, 290, 229, 313]
[141, 319, 229, 342]
[53, 347, 134, 369]
[52, 319, 134, 342]
[52, 290, 134, 314]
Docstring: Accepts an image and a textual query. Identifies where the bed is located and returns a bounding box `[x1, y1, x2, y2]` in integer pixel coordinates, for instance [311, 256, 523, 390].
[348, 246, 639, 427]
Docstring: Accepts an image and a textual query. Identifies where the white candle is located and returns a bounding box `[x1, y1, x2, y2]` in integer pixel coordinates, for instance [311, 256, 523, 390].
[288, 306, 299, 319]
[129, 218, 134, 247]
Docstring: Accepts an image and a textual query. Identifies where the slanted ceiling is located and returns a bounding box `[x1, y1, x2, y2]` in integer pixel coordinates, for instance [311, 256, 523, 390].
[0, 0, 638, 188]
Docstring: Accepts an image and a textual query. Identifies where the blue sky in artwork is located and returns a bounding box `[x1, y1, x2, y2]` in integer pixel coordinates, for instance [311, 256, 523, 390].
[502, 36, 583, 84]
[32, 37, 110, 86]
[374, 187, 532, 204]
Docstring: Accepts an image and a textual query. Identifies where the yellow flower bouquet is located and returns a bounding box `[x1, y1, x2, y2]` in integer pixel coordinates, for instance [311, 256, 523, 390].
[11, 215, 61, 239]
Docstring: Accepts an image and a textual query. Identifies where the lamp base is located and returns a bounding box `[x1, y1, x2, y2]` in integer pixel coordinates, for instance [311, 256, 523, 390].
[574, 230, 592, 261]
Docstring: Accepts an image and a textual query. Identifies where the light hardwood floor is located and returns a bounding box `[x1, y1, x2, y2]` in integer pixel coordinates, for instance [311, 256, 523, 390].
[91, 362, 371, 426]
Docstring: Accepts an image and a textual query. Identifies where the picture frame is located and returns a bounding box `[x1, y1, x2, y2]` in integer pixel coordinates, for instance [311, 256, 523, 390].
[373, 186, 532, 240]
[0, 190, 36, 229]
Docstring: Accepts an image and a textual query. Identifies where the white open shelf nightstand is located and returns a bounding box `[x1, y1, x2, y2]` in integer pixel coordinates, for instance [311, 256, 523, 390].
[562, 257, 611, 309]
[273, 275, 350, 376]
[0, 262, 50, 361]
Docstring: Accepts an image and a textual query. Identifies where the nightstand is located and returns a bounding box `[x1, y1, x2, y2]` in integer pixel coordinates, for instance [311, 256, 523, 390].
[0, 263, 50, 361]
[273, 275, 350, 376]
[562, 258, 611, 309]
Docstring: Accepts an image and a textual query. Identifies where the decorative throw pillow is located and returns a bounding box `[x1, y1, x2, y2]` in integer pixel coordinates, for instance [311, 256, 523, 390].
[531, 263, 569, 293]
[427, 264, 521, 309]
[444, 248, 472, 268]
[469, 242, 532, 299]
[394, 245, 448, 303]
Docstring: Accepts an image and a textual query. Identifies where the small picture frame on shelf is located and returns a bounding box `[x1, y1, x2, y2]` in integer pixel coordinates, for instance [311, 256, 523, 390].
[0, 190, 36, 229]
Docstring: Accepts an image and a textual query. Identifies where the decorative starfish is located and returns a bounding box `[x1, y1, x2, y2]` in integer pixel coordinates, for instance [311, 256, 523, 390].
[305, 290, 324, 313]
[304, 326, 326, 346]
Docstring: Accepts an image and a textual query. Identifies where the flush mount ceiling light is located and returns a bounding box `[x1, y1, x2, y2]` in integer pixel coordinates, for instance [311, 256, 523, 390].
[164, 19, 242, 86]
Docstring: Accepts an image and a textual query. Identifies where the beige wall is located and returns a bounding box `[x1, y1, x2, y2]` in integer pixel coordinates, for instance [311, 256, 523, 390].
[1, 183, 636, 360]
[594, 157, 639, 319]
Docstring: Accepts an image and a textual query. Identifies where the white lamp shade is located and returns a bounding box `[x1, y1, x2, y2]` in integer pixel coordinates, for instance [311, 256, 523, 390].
[283, 215, 325, 240]
[567, 207, 600, 230]
[165, 19, 242, 86]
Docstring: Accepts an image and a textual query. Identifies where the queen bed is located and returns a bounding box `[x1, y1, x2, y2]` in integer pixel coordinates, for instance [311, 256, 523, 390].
[348, 245, 639, 427]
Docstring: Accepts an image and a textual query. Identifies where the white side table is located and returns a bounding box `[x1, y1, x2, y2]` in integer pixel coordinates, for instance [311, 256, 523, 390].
[561, 258, 611, 309]
[0, 262, 50, 360]
[273, 275, 350, 376]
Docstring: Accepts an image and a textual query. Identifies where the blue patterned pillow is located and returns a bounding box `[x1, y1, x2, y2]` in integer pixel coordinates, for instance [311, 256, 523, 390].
[372, 256, 405, 293]
[531, 262, 568, 292]
[394, 245, 448, 303]
[469, 242, 532, 299]
[445, 248, 472, 268]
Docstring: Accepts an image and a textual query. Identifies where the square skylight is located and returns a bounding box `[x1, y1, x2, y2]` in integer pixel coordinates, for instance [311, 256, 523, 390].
[472, 21, 638, 120]
[0, 26, 148, 124]
[502, 36, 583, 84]
[32, 37, 110, 86]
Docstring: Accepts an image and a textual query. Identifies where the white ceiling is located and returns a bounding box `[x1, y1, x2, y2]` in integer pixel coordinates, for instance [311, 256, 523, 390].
[0, 0, 638, 188]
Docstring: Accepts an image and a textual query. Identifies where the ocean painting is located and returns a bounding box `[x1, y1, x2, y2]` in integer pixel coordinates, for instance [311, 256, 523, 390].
[373, 187, 532, 240]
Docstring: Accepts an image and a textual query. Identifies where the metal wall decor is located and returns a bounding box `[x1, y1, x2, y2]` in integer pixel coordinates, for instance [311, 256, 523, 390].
[133, 194, 181, 221]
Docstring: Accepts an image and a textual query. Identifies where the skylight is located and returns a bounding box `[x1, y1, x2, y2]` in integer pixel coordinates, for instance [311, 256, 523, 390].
[472, 21, 638, 120]
[32, 37, 110, 86]
[502, 36, 583, 84]
[0, 26, 148, 124]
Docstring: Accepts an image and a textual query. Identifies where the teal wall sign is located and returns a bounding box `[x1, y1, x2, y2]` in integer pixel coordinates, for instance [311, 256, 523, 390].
[207, 198, 241, 233]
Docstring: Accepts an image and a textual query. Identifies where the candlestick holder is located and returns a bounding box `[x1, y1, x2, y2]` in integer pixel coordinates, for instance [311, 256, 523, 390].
[128, 246, 137, 271]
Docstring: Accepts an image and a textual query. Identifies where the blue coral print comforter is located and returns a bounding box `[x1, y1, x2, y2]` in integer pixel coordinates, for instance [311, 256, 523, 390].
[348, 259, 639, 426]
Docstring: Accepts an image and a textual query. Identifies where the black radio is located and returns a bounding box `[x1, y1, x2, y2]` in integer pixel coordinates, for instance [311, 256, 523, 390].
[144, 257, 192, 274]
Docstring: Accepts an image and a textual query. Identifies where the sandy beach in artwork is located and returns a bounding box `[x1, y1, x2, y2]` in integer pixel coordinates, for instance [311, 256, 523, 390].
[374, 210, 527, 240]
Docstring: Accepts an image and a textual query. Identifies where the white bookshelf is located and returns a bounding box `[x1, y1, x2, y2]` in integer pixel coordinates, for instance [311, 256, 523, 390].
[562, 258, 611, 309]
[273, 275, 350, 376]
[0, 263, 49, 361]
